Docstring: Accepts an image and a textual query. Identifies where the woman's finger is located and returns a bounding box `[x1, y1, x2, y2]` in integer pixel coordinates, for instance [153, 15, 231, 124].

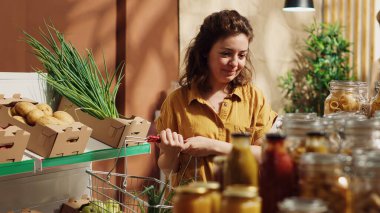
[160, 130, 169, 145]
[172, 132, 179, 147]
[165, 128, 174, 145]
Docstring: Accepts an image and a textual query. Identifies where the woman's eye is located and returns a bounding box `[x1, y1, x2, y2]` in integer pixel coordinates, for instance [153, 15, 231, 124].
[239, 54, 246, 59]
[220, 52, 231, 57]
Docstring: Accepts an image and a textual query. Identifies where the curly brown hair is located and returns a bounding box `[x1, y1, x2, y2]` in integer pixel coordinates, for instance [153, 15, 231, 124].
[180, 10, 254, 93]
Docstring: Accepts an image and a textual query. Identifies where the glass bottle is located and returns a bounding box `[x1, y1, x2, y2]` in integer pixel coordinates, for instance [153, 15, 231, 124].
[212, 155, 226, 190]
[224, 132, 258, 187]
[188, 181, 221, 213]
[324, 80, 361, 115]
[352, 150, 380, 212]
[260, 133, 297, 213]
[173, 185, 212, 213]
[278, 197, 329, 213]
[221, 185, 261, 213]
[299, 153, 351, 213]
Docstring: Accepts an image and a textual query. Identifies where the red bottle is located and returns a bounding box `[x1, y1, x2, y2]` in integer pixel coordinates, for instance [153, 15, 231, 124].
[260, 133, 297, 213]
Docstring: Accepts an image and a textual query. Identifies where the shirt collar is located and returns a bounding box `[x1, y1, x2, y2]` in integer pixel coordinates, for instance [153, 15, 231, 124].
[187, 84, 243, 105]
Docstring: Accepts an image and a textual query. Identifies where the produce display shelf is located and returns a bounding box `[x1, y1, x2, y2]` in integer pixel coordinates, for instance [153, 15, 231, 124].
[0, 140, 151, 177]
[42, 142, 150, 168]
[0, 158, 34, 176]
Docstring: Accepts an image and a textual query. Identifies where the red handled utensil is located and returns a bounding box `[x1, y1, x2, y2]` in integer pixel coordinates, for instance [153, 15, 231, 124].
[125, 135, 161, 143]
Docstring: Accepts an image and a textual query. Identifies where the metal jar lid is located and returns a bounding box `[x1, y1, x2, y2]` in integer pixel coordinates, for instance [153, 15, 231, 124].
[222, 185, 258, 198]
[278, 197, 328, 213]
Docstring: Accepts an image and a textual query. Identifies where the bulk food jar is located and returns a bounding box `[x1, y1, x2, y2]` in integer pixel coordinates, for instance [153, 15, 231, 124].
[371, 81, 380, 117]
[324, 80, 363, 115]
[351, 150, 380, 212]
[342, 119, 380, 155]
[282, 118, 325, 163]
[224, 132, 258, 187]
[173, 185, 212, 213]
[278, 197, 329, 213]
[221, 185, 261, 213]
[188, 182, 221, 213]
[299, 153, 352, 213]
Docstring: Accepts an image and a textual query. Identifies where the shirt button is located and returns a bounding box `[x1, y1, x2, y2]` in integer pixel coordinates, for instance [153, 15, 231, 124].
[223, 103, 228, 106]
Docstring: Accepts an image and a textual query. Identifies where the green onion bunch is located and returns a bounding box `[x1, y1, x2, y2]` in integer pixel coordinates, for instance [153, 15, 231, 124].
[23, 23, 124, 119]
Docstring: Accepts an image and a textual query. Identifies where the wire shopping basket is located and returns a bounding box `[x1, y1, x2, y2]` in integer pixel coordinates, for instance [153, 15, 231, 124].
[85, 137, 174, 213]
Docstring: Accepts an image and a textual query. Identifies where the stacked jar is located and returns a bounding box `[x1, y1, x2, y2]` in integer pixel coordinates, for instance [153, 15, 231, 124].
[278, 197, 329, 213]
[352, 150, 380, 212]
[342, 119, 380, 155]
[298, 153, 352, 213]
[282, 116, 325, 163]
[324, 80, 368, 116]
[221, 185, 261, 213]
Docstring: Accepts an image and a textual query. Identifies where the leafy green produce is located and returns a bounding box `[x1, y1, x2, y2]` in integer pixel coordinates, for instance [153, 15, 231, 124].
[23, 23, 124, 119]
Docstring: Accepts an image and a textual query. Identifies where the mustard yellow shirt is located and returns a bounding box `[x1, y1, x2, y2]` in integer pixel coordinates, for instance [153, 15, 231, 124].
[156, 83, 277, 185]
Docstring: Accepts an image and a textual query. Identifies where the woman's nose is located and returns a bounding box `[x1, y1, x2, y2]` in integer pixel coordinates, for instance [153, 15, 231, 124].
[228, 56, 238, 67]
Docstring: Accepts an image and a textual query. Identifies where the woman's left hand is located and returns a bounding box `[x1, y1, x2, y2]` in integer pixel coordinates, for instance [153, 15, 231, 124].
[182, 136, 216, 157]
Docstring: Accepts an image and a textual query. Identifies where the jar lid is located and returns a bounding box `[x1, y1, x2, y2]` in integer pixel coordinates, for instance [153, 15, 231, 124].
[278, 197, 328, 212]
[175, 185, 208, 195]
[266, 133, 286, 140]
[283, 119, 324, 136]
[299, 153, 351, 165]
[231, 132, 251, 138]
[189, 181, 220, 190]
[223, 185, 258, 198]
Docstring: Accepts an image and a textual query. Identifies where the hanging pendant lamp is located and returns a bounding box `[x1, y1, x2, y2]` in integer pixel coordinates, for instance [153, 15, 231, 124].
[283, 0, 315, 12]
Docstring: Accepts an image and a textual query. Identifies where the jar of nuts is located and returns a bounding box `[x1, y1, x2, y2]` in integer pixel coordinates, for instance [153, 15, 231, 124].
[299, 153, 352, 213]
[324, 80, 362, 116]
[352, 150, 380, 213]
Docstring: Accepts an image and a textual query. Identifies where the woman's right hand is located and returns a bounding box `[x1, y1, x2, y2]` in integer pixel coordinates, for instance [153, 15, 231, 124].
[157, 128, 184, 155]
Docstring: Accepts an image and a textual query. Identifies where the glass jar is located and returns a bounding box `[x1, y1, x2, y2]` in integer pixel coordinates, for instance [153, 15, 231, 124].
[212, 155, 226, 190]
[224, 132, 258, 187]
[371, 81, 380, 117]
[356, 81, 370, 116]
[299, 153, 351, 213]
[278, 197, 329, 213]
[351, 150, 380, 212]
[323, 112, 367, 153]
[324, 80, 361, 115]
[342, 119, 380, 155]
[188, 182, 221, 213]
[282, 118, 324, 163]
[260, 133, 296, 213]
[221, 185, 261, 213]
[305, 131, 329, 153]
[173, 185, 212, 213]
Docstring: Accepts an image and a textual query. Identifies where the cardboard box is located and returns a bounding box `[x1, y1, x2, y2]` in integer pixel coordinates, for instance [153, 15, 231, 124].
[59, 98, 151, 148]
[0, 95, 93, 158]
[0, 125, 30, 163]
[60, 195, 90, 213]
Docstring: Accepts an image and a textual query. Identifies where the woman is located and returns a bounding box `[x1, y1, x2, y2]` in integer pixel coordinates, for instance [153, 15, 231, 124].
[156, 10, 277, 185]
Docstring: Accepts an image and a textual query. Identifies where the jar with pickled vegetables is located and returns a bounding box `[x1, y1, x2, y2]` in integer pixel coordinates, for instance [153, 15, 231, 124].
[224, 132, 258, 187]
[260, 133, 297, 213]
[188, 181, 221, 213]
[221, 185, 261, 213]
[278, 197, 329, 213]
[299, 153, 352, 213]
[352, 150, 380, 212]
[173, 185, 212, 213]
[324, 80, 361, 115]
